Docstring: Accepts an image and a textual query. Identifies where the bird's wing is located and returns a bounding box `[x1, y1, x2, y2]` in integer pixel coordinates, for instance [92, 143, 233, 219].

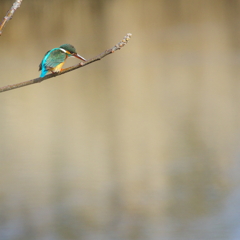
[39, 50, 50, 71]
[40, 48, 66, 70]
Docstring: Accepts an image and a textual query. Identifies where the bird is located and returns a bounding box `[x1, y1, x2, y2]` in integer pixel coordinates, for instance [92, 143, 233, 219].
[39, 44, 86, 77]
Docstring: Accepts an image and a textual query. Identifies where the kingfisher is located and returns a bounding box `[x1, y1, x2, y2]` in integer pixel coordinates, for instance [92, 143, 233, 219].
[39, 44, 86, 77]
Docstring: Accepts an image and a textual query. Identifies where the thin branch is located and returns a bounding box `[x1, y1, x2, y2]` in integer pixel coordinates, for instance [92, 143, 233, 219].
[0, 33, 132, 93]
[0, 0, 23, 36]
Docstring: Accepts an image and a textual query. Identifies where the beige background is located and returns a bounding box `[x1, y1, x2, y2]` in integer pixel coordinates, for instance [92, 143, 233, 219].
[0, 0, 240, 239]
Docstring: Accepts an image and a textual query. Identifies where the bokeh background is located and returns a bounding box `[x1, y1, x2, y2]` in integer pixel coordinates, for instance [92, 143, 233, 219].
[1, 0, 240, 239]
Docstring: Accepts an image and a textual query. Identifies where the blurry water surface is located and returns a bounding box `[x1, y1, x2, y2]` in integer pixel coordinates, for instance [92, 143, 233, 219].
[0, 0, 240, 239]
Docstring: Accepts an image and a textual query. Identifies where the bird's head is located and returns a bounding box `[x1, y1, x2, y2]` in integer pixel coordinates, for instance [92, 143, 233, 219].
[59, 44, 86, 61]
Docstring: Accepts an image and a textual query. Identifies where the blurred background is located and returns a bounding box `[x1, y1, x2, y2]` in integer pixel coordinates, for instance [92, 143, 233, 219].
[0, 0, 240, 239]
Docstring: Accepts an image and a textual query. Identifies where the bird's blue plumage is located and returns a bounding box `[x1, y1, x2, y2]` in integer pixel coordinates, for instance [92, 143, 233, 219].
[39, 48, 67, 77]
[40, 68, 49, 78]
[39, 44, 86, 78]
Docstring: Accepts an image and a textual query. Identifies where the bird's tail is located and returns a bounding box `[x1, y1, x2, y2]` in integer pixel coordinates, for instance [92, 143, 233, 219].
[40, 68, 48, 78]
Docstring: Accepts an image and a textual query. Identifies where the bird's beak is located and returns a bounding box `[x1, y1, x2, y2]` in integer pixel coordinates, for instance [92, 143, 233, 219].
[73, 53, 86, 61]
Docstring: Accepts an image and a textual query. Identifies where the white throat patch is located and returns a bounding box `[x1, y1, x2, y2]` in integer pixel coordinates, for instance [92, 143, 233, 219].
[60, 48, 67, 53]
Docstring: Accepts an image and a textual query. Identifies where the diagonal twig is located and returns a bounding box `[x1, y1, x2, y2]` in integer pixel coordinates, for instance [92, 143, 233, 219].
[0, 33, 132, 93]
[0, 0, 23, 36]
